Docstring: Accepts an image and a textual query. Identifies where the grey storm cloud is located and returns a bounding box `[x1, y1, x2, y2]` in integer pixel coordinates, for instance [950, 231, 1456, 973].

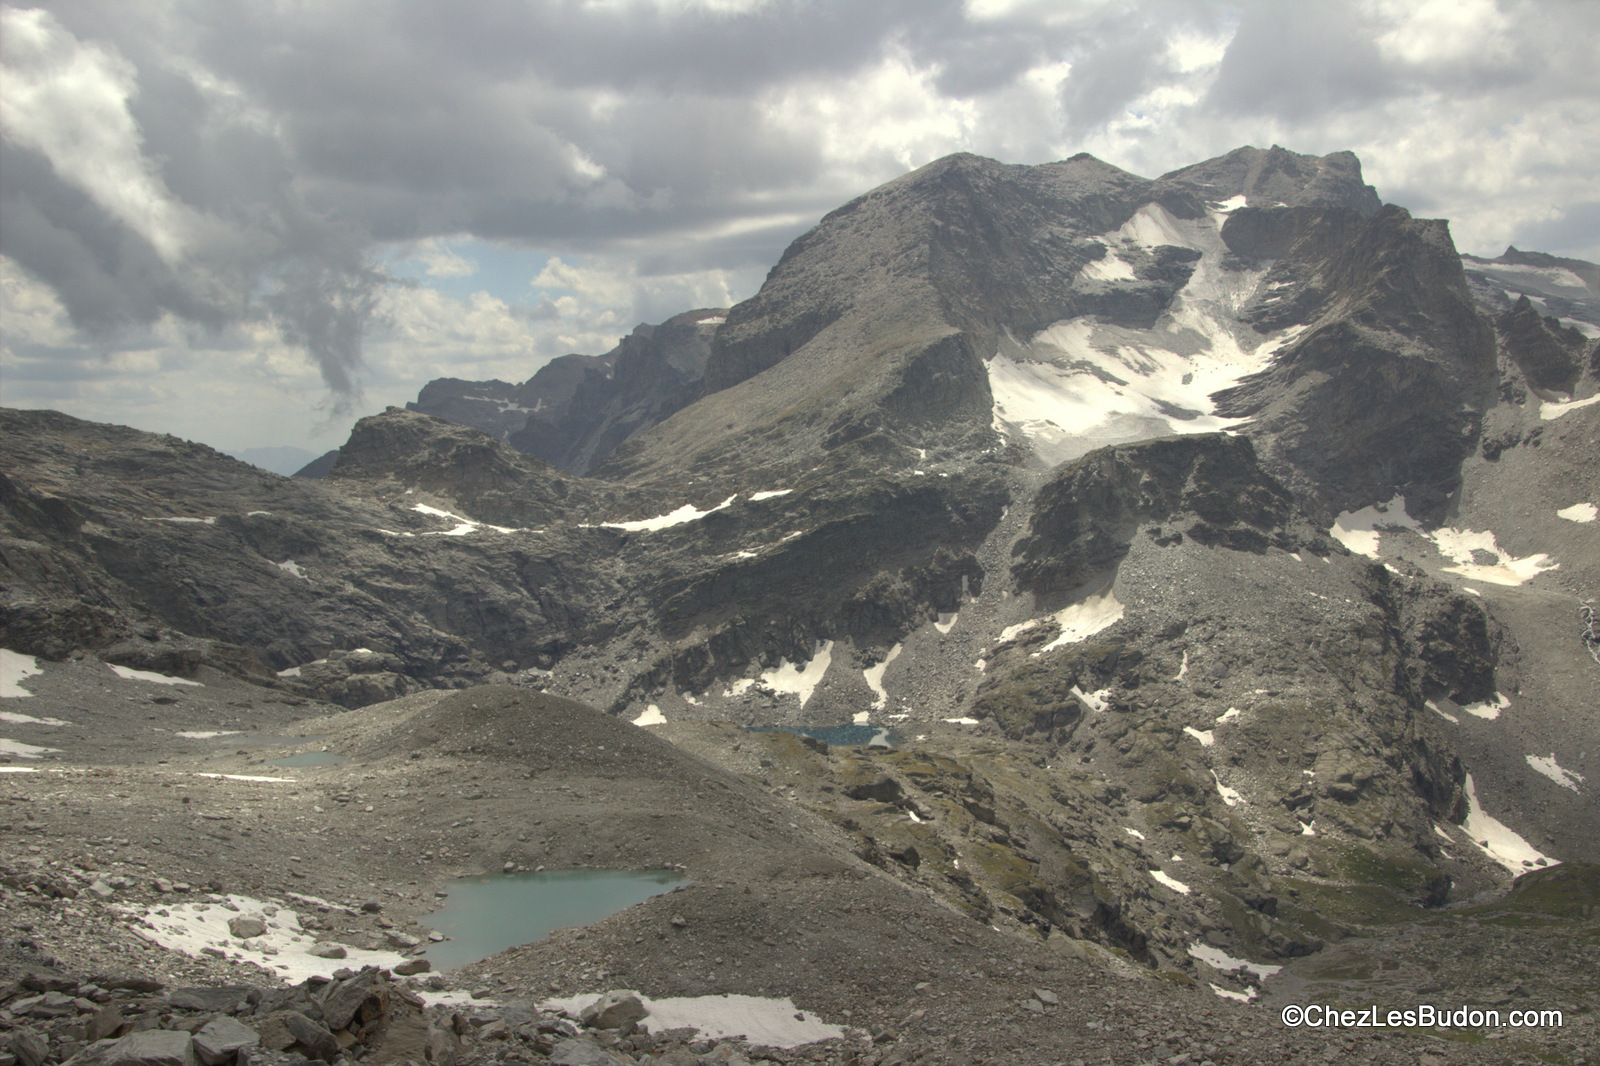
[4, 0, 1600, 415]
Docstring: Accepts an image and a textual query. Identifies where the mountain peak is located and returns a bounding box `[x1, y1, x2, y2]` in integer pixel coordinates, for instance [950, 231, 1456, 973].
[1162, 144, 1382, 215]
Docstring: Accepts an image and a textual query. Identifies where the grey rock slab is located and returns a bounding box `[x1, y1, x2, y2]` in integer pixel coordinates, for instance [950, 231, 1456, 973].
[166, 989, 253, 1013]
[191, 1018, 259, 1066]
[317, 972, 379, 1031]
[548, 1039, 634, 1066]
[280, 1014, 337, 1063]
[11, 1028, 49, 1066]
[86, 1007, 124, 1043]
[106, 1030, 196, 1066]
[305, 943, 346, 959]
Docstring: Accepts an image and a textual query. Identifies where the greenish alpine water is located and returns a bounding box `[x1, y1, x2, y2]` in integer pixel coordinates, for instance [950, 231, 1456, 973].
[422, 869, 684, 970]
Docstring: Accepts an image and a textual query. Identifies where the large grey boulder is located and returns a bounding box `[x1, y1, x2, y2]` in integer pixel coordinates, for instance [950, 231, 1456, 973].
[191, 1018, 259, 1066]
[577, 990, 646, 1030]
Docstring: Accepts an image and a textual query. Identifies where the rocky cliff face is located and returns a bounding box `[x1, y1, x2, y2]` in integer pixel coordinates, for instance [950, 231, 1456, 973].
[4, 146, 1597, 1021]
[406, 309, 721, 474]
[1213, 203, 1497, 520]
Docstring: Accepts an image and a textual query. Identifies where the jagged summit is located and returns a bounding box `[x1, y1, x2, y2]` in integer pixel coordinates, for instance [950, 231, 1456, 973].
[1161, 144, 1383, 215]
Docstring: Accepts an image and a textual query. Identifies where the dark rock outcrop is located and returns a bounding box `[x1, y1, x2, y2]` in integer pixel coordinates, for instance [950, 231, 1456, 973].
[1011, 434, 1308, 595]
[1493, 294, 1588, 393]
[1214, 204, 1496, 519]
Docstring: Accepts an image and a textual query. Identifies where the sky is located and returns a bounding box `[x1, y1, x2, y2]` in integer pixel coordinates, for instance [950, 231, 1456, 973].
[3, 0, 1597, 463]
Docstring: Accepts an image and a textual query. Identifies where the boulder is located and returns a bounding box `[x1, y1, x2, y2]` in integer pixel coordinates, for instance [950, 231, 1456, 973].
[226, 917, 266, 939]
[577, 990, 647, 1030]
[106, 1030, 196, 1066]
[191, 1018, 259, 1066]
[548, 1039, 634, 1066]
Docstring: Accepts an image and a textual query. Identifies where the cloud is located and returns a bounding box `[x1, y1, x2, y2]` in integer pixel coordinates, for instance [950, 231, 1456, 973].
[2, 0, 1597, 454]
[0, 5, 393, 401]
[409, 238, 478, 279]
[0, 7, 192, 262]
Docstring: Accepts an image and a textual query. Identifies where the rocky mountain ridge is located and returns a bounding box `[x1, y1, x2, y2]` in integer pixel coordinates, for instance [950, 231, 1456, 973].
[4, 143, 1599, 1063]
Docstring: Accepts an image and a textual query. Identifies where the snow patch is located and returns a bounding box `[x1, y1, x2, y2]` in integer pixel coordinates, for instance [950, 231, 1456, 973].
[1330, 495, 1420, 558]
[943, 717, 980, 726]
[1462, 773, 1557, 873]
[1174, 650, 1188, 681]
[1124, 828, 1145, 840]
[1426, 700, 1459, 725]
[1215, 707, 1242, 724]
[1211, 770, 1243, 807]
[107, 664, 203, 687]
[1461, 693, 1509, 720]
[1188, 943, 1282, 980]
[1149, 870, 1190, 894]
[852, 711, 870, 725]
[1, 650, 44, 698]
[1080, 249, 1137, 281]
[0, 738, 58, 758]
[984, 205, 1306, 468]
[1183, 726, 1214, 747]
[1526, 753, 1583, 792]
[750, 489, 792, 501]
[759, 640, 833, 709]
[409, 503, 529, 536]
[1209, 984, 1257, 1003]
[1331, 497, 1558, 585]
[599, 495, 737, 532]
[132, 894, 404, 983]
[1071, 686, 1110, 713]
[276, 560, 308, 580]
[1432, 528, 1556, 586]
[0, 711, 68, 726]
[1557, 503, 1597, 523]
[724, 679, 756, 698]
[1031, 588, 1124, 654]
[632, 705, 666, 727]
[542, 993, 843, 1048]
[175, 730, 242, 739]
[1540, 394, 1600, 420]
[933, 612, 958, 634]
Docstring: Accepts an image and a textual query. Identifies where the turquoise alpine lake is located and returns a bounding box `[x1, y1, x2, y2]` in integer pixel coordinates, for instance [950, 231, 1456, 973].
[421, 869, 684, 970]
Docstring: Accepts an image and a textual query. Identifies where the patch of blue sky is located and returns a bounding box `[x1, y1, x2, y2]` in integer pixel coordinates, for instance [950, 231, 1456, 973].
[384, 238, 554, 307]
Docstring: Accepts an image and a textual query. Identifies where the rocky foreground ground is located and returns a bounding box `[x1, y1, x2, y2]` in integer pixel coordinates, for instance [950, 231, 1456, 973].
[2, 661, 1596, 1066]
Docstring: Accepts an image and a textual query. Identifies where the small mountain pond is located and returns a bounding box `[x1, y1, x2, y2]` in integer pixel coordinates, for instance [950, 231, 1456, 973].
[422, 869, 684, 970]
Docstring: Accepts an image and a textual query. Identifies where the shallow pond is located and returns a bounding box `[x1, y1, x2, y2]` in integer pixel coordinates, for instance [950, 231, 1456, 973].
[422, 869, 684, 970]
[268, 751, 344, 767]
[746, 724, 898, 748]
